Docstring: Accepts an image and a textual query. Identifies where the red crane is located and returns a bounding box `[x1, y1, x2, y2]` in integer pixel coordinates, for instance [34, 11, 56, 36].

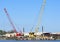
[4, 8, 17, 33]
[4, 8, 22, 36]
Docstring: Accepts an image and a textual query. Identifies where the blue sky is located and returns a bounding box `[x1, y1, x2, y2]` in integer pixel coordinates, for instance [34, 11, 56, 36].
[0, 0, 60, 32]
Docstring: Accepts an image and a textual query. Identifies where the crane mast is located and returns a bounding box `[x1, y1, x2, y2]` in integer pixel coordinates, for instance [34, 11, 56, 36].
[35, 0, 46, 32]
[4, 8, 17, 33]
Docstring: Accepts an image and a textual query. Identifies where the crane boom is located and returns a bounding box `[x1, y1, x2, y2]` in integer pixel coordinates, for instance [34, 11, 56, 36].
[35, 0, 46, 32]
[4, 8, 17, 33]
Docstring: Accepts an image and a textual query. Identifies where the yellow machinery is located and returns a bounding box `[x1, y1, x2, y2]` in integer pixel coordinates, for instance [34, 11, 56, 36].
[29, 32, 35, 38]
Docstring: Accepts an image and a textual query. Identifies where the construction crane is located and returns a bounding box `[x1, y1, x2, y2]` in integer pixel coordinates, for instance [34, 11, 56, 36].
[4, 8, 17, 33]
[4, 8, 22, 36]
[35, 0, 46, 32]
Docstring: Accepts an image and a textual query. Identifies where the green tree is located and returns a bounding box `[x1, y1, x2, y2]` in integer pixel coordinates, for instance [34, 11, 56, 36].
[0, 30, 6, 35]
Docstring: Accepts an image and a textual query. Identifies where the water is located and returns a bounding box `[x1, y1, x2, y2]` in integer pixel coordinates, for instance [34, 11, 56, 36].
[0, 40, 60, 42]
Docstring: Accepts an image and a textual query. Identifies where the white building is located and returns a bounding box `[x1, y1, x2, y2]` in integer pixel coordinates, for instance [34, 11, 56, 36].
[24, 32, 29, 36]
[5, 33, 16, 37]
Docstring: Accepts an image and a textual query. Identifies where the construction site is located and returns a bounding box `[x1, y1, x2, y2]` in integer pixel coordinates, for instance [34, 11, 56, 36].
[0, 0, 60, 40]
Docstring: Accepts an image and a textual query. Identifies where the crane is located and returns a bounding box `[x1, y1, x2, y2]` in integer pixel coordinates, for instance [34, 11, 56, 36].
[4, 8, 17, 33]
[35, 0, 46, 32]
[4, 8, 22, 36]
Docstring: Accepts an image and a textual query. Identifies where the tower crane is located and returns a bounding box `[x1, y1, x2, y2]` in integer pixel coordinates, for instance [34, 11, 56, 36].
[35, 0, 46, 32]
[4, 8, 22, 36]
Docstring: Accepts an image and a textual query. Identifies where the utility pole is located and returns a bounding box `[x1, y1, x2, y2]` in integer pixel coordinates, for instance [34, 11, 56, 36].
[42, 26, 44, 33]
[42, 26, 44, 39]
[23, 27, 25, 33]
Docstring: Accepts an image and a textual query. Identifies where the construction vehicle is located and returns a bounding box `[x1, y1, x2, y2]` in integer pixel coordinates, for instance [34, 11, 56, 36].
[35, 0, 46, 33]
[4, 8, 23, 37]
[28, 32, 36, 40]
[29, 32, 34, 37]
[28, 25, 36, 39]
[28, 0, 46, 39]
